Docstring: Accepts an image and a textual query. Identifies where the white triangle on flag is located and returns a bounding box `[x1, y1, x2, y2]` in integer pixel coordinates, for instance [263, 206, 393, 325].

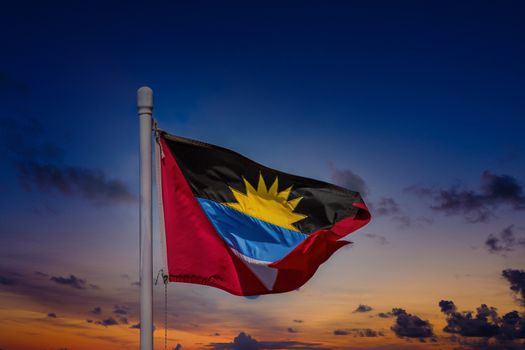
[231, 249, 278, 291]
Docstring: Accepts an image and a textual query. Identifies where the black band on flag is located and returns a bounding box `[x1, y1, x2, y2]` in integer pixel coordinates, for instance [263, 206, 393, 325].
[161, 132, 366, 234]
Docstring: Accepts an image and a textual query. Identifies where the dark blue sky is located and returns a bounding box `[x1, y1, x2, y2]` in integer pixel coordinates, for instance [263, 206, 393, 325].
[2, 1, 524, 167]
[1, 2, 525, 349]
[2, 1, 524, 213]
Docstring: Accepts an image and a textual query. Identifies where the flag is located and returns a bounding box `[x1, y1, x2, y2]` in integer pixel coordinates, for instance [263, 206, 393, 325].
[156, 131, 371, 296]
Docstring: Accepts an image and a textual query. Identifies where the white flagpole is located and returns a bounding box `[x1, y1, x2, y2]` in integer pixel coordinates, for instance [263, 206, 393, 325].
[138, 86, 153, 350]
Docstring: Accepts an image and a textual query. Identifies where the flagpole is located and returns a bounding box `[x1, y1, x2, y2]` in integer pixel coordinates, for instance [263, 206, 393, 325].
[138, 86, 153, 350]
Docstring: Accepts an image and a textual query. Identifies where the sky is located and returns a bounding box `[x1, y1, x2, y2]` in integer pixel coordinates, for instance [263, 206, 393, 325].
[1, 1, 525, 349]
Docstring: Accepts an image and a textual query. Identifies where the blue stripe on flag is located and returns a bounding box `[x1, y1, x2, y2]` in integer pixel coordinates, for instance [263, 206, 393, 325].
[197, 198, 308, 263]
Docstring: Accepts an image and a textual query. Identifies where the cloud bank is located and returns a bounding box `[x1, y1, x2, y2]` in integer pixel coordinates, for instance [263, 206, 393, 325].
[406, 171, 525, 222]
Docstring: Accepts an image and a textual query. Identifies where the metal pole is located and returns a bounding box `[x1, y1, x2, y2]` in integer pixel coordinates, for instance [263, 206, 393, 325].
[138, 86, 153, 350]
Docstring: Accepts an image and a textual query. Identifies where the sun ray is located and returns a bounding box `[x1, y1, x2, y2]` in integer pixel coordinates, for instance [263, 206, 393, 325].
[269, 177, 279, 197]
[243, 177, 257, 195]
[287, 197, 303, 211]
[277, 186, 292, 201]
[257, 173, 267, 194]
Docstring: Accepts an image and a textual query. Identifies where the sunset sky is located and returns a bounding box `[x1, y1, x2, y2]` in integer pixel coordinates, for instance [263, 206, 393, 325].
[1, 1, 525, 350]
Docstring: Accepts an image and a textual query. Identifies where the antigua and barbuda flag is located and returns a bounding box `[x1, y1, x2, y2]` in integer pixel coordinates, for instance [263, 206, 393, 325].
[155, 131, 371, 296]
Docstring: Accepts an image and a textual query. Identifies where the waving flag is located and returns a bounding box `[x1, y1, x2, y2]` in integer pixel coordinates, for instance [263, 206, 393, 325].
[156, 131, 370, 296]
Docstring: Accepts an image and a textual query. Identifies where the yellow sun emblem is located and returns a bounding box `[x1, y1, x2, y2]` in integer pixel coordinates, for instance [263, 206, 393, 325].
[225, 174, 307, 232]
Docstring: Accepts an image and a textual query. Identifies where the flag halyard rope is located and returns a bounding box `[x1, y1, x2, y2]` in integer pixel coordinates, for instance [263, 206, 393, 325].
[153, 119, 165, 159]
[155, 269, 169, 350]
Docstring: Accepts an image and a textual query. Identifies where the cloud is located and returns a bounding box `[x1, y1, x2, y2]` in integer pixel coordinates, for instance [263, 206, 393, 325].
[485, 226, 525, 254]
[210, 332, 258, 350]
[438, 299, 525, 344]
[34, 271, 49, 277]
[369, 197, 430, 229]
[376, 312, 393, 318]
[391, 215, 411, 228]
[333, 329, 383, 337]
[439, 300, 499, 337]
[374, 197, 400, 216]
[129, 322, 155, 331]
[47, 312, 57, 318]
[208, 331, 330, 350]
[406, 171, 525, 222]
[50, 275, 87, 290]
[91, 307, 102, 315]
[96, 317, 119, 327]
[438, 300, 457, 314]
[287, 327, 299, 333]
[364, 234, 389, 245]
[329, 165, 420, 229]
[356, 329, 383, 337]
[393, 215, 434, 229]
[0, 267, 281, 337]
[16, 161, 136, 204]
[0, 117, 135, 205]
[0, 275, 15, 286]
[0, 268, 113, 315]
[502, 269, 525, 306]
[174, 344, 182, 350]
[0, 268, 151, 332]
[353, 304, 373, 313]
[390, 308, 435, 341]
[330, 165, 369, 198]
[499, 311, 525, 341]
[0, 117, 64, 162]
[113, 305, 128, 315]
[293, 320, 304, 323]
